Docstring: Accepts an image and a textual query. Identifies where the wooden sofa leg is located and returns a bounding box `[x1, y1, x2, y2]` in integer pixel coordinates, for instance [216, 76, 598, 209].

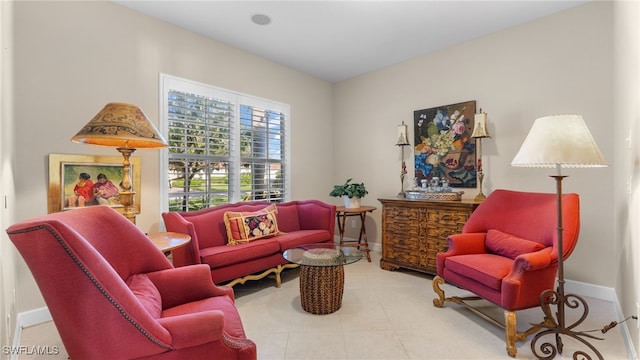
[432, 275, 446, 307]
[275, 265, 283, 288]
[505, 310, 517, 357]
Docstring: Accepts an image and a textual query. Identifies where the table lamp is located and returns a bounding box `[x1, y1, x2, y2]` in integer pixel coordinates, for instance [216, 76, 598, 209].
[72, 102, 168, 223]
[511, 114, 607, 359]
[471, 109, 491, 201]
[396, 121, 411, 197]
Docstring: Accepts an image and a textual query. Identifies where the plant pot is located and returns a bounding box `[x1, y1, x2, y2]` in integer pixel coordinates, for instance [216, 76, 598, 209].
[342, 196, 361, 209]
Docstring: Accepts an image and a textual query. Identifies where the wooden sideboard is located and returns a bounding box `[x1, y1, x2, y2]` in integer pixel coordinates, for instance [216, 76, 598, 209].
[378, 197, 481, 275]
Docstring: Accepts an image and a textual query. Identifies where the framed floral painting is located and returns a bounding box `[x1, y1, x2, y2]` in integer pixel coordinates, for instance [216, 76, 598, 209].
[413, 100, 477, 188]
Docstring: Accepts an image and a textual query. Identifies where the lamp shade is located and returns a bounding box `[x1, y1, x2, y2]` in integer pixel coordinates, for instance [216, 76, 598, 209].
[396, 122, 410, 146]
[72, 102, 168, 149]
[471, 112, 491, 139]
[511, 114, 607, 168]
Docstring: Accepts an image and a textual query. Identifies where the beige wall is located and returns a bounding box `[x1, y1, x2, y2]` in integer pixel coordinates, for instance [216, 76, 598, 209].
[4, 0, 638, 355]
[11, 1, 333, 312]
[335, 2, 615, 287]
[613, 0, 640, 351]
[1, 0, 17, 351]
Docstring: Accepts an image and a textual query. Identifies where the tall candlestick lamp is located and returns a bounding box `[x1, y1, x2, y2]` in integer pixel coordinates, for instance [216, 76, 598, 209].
[396, 121, 411, 197]
[471, 109, 491, 201]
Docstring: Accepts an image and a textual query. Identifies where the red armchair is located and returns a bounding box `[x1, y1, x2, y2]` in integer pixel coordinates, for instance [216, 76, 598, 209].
[6, 206, 256, 360]
[432, 189, 580, 357]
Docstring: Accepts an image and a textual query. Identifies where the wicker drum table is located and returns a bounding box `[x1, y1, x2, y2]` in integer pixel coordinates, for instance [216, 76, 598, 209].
[283, 244, 363, 315]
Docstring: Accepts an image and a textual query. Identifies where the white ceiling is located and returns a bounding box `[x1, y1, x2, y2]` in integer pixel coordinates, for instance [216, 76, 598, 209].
[113, 0, 589, 83]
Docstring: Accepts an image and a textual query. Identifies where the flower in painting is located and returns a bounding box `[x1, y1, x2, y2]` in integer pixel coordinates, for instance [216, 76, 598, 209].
[433, 110, 450, 129]
[451, 121, 466, 136]
[415, 153, 434, 177]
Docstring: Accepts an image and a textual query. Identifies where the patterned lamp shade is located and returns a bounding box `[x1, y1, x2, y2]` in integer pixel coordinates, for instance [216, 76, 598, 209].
[71, 102, 168, 148]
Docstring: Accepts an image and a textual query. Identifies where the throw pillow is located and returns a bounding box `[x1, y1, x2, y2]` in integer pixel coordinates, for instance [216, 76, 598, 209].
[485, 229, 545, 260]
[126, 274, 162, 318]
[224, 204, 282, 245]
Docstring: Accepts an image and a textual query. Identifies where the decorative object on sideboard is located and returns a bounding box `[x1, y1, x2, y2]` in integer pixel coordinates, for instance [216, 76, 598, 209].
[471, 109, 491, 201]
[329, 178, 368, 209]
[395, 121, 411, 197]
[71, 102, 168, 223]
[413, 100, 477, 189]
[512, 114, 608, 359]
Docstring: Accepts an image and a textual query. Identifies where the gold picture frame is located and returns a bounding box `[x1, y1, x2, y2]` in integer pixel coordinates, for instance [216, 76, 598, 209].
[48, 153, 141, 215]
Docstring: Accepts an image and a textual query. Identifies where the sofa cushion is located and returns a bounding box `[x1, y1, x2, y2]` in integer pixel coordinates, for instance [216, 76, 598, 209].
[127, 274, 162, 318]
[275, 203, 301, 232]
[275, 230, 333, 251]
[485, 229, 545, 260]
[223, 204, 283, 245]
[445, 254, 513, 291]
[199, 238, 281, 268]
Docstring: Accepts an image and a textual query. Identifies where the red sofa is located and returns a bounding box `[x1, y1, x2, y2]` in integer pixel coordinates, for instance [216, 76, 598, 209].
[6, 206, 256, 360]
[162, 200, 336, 286]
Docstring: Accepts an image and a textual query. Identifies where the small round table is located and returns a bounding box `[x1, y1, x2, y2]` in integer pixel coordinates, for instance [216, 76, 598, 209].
[147, 232, 191, 255]
[283, 244, 363, 315]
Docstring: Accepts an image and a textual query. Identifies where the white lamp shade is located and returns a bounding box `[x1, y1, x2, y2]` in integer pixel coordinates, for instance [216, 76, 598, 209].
[511, 114, 607, 168]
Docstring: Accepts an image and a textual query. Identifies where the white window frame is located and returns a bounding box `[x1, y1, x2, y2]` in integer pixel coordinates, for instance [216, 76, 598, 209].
[158, 73, 291, 213]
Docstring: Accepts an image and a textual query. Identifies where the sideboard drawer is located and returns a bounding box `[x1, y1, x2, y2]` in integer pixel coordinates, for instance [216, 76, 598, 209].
[379, 198, 479, 275]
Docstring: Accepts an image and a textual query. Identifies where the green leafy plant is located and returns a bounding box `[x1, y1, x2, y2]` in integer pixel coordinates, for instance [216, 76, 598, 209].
[329, 178, 368, 198]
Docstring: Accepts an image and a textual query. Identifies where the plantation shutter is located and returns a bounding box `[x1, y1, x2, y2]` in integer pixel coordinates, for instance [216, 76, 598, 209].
[161, 74, 290, 212]
[167, 90, 235, 210]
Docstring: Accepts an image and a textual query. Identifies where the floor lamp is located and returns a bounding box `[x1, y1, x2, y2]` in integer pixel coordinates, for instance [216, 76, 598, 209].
[511, 114, 608, 359]
[72, 102, 168, 223]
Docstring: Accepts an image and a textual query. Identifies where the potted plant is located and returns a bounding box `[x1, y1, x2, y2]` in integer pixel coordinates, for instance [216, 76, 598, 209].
[329, 178, 368, 209]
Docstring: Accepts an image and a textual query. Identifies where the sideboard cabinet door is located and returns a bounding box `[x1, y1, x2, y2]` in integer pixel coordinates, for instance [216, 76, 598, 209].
[378, 198, 480, 275]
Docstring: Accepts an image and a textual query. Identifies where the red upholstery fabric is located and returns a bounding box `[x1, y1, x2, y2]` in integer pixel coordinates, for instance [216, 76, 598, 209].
[162, 200, 336, 285]
[445, 254, 513, 291]
[275, 202, 302, 232]
[6, 206, 256, 360]
[127, 274, 163, 319]
[485, 229, 545, 260]
[437, 189, 580, 311]
[199, 239, 281, 268]
[275, 230, 333, 251]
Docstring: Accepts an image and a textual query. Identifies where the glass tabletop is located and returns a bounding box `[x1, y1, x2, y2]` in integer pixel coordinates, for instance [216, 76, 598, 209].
[282, 243, 363, 267]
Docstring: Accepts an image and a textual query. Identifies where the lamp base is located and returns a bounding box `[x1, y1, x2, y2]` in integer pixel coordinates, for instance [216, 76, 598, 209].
[530, 288, 604, 360]
[474, 171, 486, 202]
[529, 174, 603, 360]
[119, 191, 137, 224]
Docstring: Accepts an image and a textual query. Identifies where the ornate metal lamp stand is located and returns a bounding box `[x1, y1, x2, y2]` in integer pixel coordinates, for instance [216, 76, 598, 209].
[529, 174, 604, 360]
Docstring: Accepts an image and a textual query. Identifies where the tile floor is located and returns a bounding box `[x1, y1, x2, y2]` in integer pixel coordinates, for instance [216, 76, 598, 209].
[19, 251, 631, 359]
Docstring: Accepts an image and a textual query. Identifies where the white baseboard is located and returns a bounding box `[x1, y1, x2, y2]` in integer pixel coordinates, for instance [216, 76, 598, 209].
[10, 307, 51, 360]
[565, 279, 637, 359]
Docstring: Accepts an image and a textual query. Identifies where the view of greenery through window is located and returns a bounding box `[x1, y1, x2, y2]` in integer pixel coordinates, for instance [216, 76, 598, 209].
[163, 78, 288, 212]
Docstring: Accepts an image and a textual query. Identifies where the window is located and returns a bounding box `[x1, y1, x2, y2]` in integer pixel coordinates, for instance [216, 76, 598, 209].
[160, 74, 290, 212]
